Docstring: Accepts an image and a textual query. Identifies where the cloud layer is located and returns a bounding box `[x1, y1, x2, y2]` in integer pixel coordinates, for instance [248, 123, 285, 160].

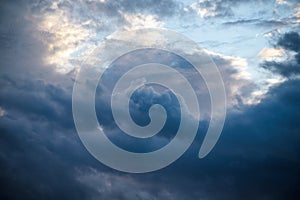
[0, 0, 300, 200]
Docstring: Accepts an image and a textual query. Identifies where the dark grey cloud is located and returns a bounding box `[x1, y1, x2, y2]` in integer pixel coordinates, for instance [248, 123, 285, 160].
[93, 48, 209, 153]
[223, 19, 260, 25]
[2, 72, 300, 200]
[261, 60, 300, 77]
[261, 31, 300, 77]
[0, 2, 99, 199]
[223, 19, 287, 27]
[278, 31, 300, 52]
[72, 78, 300, 200]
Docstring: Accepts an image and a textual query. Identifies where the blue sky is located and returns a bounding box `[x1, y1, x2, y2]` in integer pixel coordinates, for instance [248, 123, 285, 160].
[0, 0, 300, 199]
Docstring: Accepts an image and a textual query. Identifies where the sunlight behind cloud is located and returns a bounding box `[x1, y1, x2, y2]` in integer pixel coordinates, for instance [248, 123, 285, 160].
[35, 5, 95, 74]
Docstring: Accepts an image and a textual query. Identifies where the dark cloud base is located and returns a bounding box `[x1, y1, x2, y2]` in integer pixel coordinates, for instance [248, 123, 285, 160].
[1, 75, 300, 200]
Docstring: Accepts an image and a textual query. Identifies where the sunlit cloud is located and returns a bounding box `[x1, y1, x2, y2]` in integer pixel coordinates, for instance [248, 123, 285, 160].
[203, 50, 261, 105]
[36, 11, 95, 74]
[258, 48, 286, 61]
[122, 13, 165, 30]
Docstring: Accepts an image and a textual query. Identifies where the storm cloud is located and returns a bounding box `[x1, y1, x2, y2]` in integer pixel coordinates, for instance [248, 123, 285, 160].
[0, 0, 300, 200]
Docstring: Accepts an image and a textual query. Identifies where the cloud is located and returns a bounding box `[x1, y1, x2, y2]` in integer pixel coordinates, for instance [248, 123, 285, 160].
[261, 32, 300, 78]
[262, 60, 300, 78]
[2, 73, 299, 200]
[0, 107, 5, 117]
[122, 13, 165, 30]
[276, 0, 290, 5]
[278, 31, 300, 52]
[258, 48, 286, 61]
[1, 1, 300, 200]
[76, 168, 189, 200]
[73, 78, 300, 200]
[0, 4, 96, 198]
[23, 0, 185, 74]
[189, 0, 234, 18]
[295, 3, 300, 23]
[188, 0, 270, 18]
[223, 19, 287, 27]
[203, 50, 279, 105]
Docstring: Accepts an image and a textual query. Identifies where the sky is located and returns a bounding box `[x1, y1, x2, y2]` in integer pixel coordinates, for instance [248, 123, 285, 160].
[0, 0, 300, 199]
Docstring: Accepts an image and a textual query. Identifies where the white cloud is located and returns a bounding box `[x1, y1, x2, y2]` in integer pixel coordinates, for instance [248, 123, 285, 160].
[122, 13, 165, 30]
[190, 0, 219, 18]
[34, 9, 95, 74]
